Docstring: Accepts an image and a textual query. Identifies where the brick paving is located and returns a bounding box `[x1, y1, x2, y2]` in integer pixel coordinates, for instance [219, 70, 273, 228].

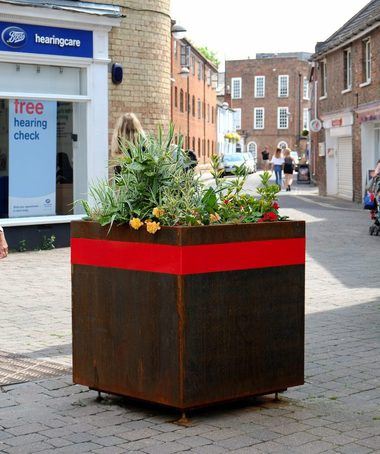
[0, 181, 379, 453]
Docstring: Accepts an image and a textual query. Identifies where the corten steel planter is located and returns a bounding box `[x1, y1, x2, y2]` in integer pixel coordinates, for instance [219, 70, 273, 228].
[71, 220, 305, 411]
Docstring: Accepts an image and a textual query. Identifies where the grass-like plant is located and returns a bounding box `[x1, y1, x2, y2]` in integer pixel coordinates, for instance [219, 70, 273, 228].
[81, 126, 283, 234]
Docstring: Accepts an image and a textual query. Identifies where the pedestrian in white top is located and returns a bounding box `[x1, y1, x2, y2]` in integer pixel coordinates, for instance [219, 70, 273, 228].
[271, 148, 285, 187]
[0, 226, 8, 259]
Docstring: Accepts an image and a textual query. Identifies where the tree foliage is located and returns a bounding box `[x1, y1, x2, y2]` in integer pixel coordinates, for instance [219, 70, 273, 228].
[197, 46, 220, 68]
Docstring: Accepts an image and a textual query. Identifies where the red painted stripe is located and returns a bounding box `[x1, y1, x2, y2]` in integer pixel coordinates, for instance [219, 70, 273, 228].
[71, 237, 305, 275]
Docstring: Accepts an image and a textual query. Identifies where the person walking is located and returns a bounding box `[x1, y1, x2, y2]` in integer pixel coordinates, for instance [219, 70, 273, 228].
[261, 146, 270, 171]
[271, 148, 284, 187]
[111, 112, 145, 158]
[0, 226, 8, 259]
[283, 148, 295, 191]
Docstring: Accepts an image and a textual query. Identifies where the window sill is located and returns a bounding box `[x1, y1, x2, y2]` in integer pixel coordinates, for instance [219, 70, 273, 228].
[359, 80, 371, 88]
[319, 95, 328, 100]
[341, 88, 352, 94]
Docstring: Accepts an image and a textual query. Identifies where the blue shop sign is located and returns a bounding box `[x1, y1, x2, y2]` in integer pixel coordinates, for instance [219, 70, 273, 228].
[0, 22, 93, 58]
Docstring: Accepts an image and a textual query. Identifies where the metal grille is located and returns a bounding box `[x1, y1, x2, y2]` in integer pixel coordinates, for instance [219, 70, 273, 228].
[0, 351, 71, 386]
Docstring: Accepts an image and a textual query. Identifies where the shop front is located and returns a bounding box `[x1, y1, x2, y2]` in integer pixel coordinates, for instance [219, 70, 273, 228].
[0, 0, 120, 248]
[357, 103, 380, 195]
[321, 111, 354, 200]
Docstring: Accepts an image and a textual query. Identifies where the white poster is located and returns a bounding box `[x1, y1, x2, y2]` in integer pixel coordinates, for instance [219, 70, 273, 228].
[9, 99, 57, 217]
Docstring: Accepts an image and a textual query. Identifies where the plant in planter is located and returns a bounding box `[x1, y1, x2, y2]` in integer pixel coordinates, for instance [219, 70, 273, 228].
[72, 127, 305, 413]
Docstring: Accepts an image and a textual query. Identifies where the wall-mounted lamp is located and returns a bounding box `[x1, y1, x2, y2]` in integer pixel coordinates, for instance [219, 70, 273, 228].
[171, 23, 187, 40]
[111, 63, 123, 84]
[179, 66, 190, 79]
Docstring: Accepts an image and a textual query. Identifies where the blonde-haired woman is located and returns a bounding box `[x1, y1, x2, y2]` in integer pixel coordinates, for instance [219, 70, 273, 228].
[270, 148, 285, 187]
[283, 148, 295, 191]
[111, 113, 145, 158]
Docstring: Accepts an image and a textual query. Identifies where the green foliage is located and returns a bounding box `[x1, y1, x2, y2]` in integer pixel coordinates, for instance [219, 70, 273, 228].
[18, 239, 27, 252]
[196, 46, 220, 68]
[41, 235, 56, 250]
[81, 128, 282, 229]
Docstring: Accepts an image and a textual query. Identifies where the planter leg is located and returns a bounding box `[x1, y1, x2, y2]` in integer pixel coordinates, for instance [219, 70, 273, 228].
[274, 392, 280, 401]
[175, 412, 191, 427]
[96, 391, 103, 402]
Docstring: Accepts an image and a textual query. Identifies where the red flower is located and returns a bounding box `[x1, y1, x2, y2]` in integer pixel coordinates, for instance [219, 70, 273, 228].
[257, 218, 264, 223]
[262, 211, 278, 222]
[272, 201, 279, 210]
[223, 199, 230, 204]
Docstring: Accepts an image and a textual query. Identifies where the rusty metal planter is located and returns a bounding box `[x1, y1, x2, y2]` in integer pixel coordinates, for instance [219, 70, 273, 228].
[71, 220, 305, 411]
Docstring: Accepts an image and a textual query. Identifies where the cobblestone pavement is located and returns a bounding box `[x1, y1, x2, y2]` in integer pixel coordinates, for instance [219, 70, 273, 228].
[0, 184, 379, 453]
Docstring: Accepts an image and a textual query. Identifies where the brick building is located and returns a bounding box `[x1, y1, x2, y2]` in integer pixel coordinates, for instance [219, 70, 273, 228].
[171, 38, 218, 164]
[310, 0, 380, 202]
[0, 0, 171, 248]
[225, 53, 312, 167]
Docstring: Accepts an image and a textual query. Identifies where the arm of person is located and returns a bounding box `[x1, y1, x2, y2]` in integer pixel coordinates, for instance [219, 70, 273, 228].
[0, 226, 8, 259]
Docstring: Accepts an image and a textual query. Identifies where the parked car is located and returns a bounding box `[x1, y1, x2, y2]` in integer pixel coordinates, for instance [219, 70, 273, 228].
[243, 152, 257, 173]
[220, 153, 247, 176]
[290, 151, 300, 172]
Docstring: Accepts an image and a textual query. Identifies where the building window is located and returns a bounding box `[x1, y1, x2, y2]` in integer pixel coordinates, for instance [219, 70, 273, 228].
[202, 102, 205, 118]
[191, 56, 195, 75]
[278, 75, 289, 97]
[207, 140, 210, 157]
[234, 108, 241, 130]
[303, 108, 309, 131]
[198, 138, 201, 156]
[212, 106, 215, 124]
[320, 60, 327, 97]
[174, 40, 177, 59]
[192, 137, 195, 150]
[303, 77, 309, 99]
[254, 107, 265, 129]
[247, 141, 257, 158]
[174, 87, 178, 108]
[192, 96, 195, 117]
[254, 76, 265, 98]
[198, 61, 203, 80]
[197, 99, 201, 119]
[363, 38, 371, 83]
[278, 107, 289, 129]
[278, 141, 288, 149]
[207, 104, 210, 122]
[231, 77, 242, 99]
[207, 69, 211, 86]
[180, 89, 184, 112]
[212, 141, 214, 154]
[343, 48, 352, 90]
[180, 45, 189, 67]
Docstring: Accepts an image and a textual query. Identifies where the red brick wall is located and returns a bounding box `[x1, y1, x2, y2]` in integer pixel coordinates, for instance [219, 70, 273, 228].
[313, 27, 380, 202]
[171, 39, 217, 164]
[225, 57, 311, 166]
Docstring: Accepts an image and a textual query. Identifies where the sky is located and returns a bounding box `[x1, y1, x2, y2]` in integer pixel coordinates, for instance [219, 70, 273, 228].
[171, 0, 369, 68]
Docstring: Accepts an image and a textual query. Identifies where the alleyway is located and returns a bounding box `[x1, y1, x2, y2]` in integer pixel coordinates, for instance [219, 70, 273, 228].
[0, 184, 379, 454]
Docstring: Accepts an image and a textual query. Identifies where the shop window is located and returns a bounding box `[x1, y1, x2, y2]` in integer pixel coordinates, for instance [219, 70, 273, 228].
[0, 62, 87, 96]
[0, 100, 79, 219]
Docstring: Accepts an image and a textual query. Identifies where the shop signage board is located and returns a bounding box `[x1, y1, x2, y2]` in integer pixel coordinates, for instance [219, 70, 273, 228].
[0, 21, 93, 58]
[9, 99, 57, 218]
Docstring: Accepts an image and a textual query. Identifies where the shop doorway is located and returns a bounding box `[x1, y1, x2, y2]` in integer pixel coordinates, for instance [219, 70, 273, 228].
[337, 137, 353, 200]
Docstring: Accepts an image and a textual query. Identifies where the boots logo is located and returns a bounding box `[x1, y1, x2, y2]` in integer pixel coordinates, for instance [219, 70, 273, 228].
[1, 26, 27, 48]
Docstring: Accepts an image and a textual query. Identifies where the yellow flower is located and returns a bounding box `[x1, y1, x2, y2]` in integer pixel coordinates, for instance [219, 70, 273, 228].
[129, 217, 143, 230]
[152, 207, 165, 218]
[146, 221, 161, 234]
[210, 213, 221, 223]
